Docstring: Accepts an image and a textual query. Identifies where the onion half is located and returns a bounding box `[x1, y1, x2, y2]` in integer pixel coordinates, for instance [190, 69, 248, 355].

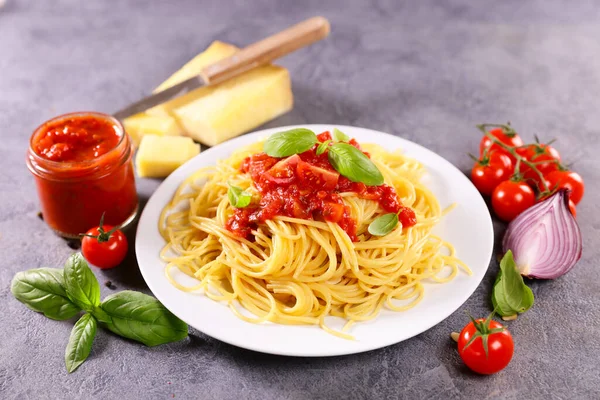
[502, 189, 582, 279]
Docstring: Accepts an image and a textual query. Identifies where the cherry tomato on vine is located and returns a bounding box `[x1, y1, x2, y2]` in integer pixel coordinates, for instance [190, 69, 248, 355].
[491, 180, 535, 222]
[544, 170, 584, 205]
[471, 152, 514, 196]
[81, 214, 128, 269]
[457, 314, 514, 375]
[479, 127, 524, 160]
[516, 143, 561, 183]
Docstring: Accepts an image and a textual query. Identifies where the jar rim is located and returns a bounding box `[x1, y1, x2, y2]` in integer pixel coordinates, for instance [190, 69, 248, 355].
[27, 111, 131, 181]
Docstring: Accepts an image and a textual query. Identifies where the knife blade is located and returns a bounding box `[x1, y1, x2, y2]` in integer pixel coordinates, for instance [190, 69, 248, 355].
[112, 16, 330, 120]
[113, 75, 205, 120]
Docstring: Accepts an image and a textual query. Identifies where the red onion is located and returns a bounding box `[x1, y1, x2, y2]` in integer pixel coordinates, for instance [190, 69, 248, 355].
[502, 189, 582, 279]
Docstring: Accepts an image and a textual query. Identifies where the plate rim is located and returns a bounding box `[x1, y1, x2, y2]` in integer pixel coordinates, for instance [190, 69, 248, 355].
[135, 124, 494, 357]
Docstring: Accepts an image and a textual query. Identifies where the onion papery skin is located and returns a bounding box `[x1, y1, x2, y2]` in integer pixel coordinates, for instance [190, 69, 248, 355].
[502, 189, 582, 279]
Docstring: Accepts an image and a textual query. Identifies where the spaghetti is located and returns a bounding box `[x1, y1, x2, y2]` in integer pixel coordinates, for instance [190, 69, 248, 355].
[159, 130, 470, 339]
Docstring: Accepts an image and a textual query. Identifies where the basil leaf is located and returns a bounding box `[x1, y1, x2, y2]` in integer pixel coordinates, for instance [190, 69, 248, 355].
[11, 268, 80, 320]
[328, 143, 384, 186]
[228, 183, 252, 208]
[316, 140, 331, 155]
[492, 251, 534, 317]
[65, 313, 97, 373]
[332, 128, 350, 142]
[263, 128, 318, 157]
[64, 253, 100, 312]
[100, 291, 188, 347]
[368, 213, 399, 236]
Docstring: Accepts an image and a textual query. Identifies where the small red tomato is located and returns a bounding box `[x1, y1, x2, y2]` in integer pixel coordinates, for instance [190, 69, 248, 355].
[471, 152, 514, 196]
[458, 315, 514, 375]
[516, 143, 561, 184]
[544, 170, 585, 205]
[491, 180, 535, 222]
[81, 216, 128, 269]
[479, 127, 524, 160]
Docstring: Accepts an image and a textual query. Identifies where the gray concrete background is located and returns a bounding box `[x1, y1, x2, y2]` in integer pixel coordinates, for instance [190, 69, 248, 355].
[1, 0, 600, 398]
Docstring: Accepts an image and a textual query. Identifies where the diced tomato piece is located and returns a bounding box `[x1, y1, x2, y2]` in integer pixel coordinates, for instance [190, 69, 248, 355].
[296, 160, 339, 190]
[322, 202, 345, 222]
[317, 131, 332, 142]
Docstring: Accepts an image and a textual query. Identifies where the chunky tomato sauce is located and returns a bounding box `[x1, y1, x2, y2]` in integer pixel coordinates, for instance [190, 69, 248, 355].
[27, 113, 138, 237]
[33, 116, 121, 162]
[226, 131, 416, 241]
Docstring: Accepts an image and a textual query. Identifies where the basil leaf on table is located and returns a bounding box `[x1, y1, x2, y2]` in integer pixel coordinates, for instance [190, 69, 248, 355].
[65, 313, 97, 373]
[316, 140, 331, 155]
[228, 183, 252, 208]
[332, 128, 350, 142]
[263, 128, 318, 157]
[368, 213, 399, 236]
[64, 253, 101, 312]
[492, 250, 534, 317]
[328, 143, 384, 186]
[11, 268, 80, 320]
[100, 291, 188, 346]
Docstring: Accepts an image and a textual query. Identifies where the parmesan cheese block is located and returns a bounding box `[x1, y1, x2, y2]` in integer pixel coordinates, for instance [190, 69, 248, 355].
[147, 41, 293, 146]
[135, 135, 200, 178]
[123, 114, 182, 147]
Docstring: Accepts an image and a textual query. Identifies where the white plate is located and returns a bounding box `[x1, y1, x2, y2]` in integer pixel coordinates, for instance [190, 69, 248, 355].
[135, 124, 494, 357]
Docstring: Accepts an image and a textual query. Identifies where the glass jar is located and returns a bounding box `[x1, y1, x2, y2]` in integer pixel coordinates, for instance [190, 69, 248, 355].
[26, 112, 138, 238]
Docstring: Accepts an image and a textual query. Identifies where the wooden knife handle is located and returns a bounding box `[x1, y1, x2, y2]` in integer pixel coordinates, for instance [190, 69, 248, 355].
[200, 16, 330, 84]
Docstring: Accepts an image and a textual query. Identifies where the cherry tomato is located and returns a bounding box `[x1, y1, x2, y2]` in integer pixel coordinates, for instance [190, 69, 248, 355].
[479, 127, 524, 160]
[458, 315, 514, 375]
[516, 143, 561, 183]
[491, 180, 535, 222]
[471, 152, 514, 196]
[544, 170, 584, 205]
[81, 219, 128, 269]
[296, 160, 339, 190]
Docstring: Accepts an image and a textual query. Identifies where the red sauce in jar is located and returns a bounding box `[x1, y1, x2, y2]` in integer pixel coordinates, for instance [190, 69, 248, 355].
[27, 112, 138, 238]
[226, 131, 416, 241]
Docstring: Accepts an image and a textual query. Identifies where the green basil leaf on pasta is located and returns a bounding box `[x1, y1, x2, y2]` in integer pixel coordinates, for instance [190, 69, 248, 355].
[100, 291, 188, 347]
[263, 128, 318, 157]
[368, 213, 399, 236]
[332, 128, 350, 142]
[316, 140, 332, 155]
[11, 268, 80, 320]
[65, 313, 97, 373]
[328, 143, 384, 186]
[491, 251, 534, 318]
[64, 253, 101, 312]
[228, 183, 252, 208]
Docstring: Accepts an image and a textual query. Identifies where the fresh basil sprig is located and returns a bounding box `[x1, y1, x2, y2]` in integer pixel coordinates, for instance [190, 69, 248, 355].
[263, 128, 318, 157]
[492, 250, 534, 318]
[100, 291, 188, 347]
[332, 128, 350, 142]
[11, 253, 189, 373]
[11, 268, 80, 320]
[328, 143, 384, 186]
[368, 213, 399, 236]
[316, 140, 331, 155]
[65, 313, 97, 373]
[64, 252, 100, 313]
[228, 183, 252, 208]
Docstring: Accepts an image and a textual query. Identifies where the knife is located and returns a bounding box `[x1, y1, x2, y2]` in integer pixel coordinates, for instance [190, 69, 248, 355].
[113, 16, 330, 120]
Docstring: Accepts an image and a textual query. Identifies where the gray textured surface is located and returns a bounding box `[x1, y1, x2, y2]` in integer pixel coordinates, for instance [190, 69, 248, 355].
[1, 0, 600, 398]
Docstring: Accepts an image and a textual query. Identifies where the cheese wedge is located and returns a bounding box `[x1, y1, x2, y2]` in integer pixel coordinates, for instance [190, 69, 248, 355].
[173, 65, 293, 146]
[123, 114, 182, 147]
[135, 135, 200, 178]
[147, 40, 293, 146]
